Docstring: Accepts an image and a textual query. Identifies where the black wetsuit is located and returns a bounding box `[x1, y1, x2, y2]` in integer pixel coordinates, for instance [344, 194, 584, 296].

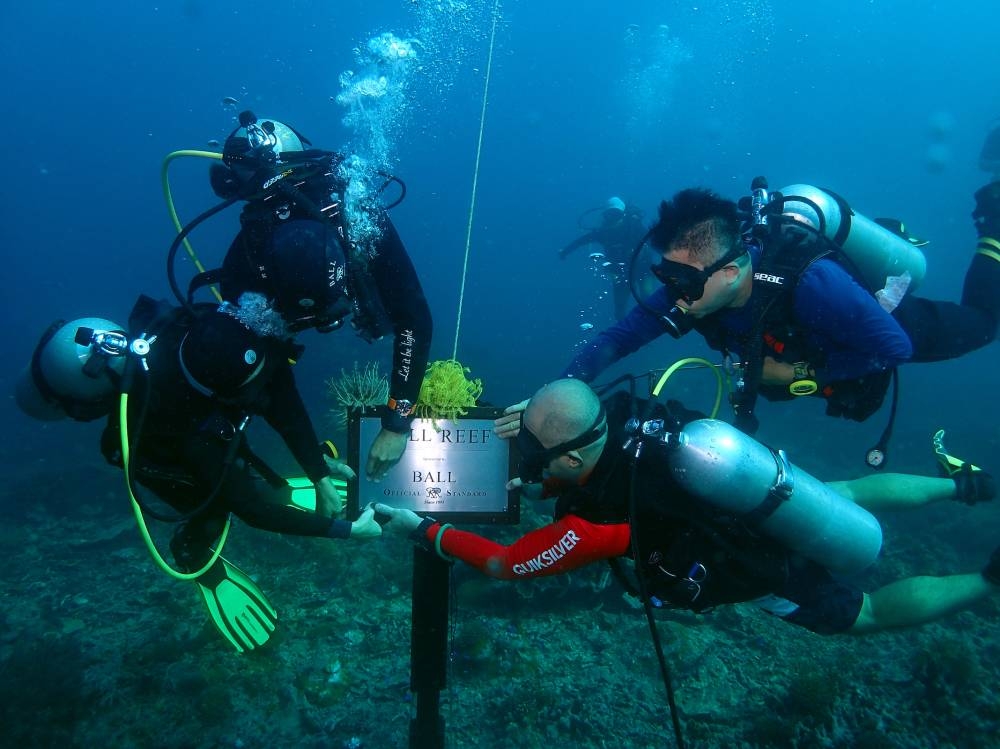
[554, 393, 864, 633]
[220, 189, 432, 432]
[101, 302, 350, 567]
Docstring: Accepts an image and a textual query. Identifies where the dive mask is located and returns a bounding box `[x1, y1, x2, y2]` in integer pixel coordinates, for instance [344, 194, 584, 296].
[516, 405, 607, 484]
[651, 241, 748, 304]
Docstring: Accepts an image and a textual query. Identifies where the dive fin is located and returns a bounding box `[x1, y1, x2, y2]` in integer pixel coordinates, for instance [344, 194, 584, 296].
[195, 557, 277, 653]
[933, 429, 980, 476]
[874, 217, 929, 247]
[933, 429, 993, 505]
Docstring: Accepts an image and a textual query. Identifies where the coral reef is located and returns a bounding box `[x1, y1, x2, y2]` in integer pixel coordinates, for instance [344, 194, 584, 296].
[414, 359, 483, 421]
[327, 361, 390, 425]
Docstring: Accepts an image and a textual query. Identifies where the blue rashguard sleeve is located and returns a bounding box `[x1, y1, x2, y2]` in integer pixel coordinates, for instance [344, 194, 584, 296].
[794, 260, 913, 383]
[561, 287, 672, 381]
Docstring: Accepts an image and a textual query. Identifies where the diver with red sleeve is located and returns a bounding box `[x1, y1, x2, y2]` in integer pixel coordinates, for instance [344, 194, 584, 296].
[377, 378, 999, 636]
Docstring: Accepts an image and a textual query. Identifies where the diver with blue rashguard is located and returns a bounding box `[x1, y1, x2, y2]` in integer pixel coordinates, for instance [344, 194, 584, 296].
[562, 182, 1000, 437]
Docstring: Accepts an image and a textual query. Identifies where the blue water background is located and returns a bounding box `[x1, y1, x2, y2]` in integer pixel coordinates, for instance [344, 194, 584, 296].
[3, 1, 998, 481]
[2, 1, 1000, 745]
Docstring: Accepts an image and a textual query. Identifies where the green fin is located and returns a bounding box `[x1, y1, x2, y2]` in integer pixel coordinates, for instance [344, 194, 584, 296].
[285, 475, 348, 512]
[195, 557, 277, 653]
[933, 429, 981, 476]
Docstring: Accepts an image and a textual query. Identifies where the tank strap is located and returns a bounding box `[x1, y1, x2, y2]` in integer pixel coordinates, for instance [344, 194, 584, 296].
[30, 319, 68, 408]
[820, 187, 855, 247]
[739, 448, 794, 526]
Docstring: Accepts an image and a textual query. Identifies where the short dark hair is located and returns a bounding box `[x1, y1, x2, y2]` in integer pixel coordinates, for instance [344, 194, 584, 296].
[649, 188, 741, 264]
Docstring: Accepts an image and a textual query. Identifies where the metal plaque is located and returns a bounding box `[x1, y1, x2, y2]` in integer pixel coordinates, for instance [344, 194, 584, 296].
[347, 406, 518, 525]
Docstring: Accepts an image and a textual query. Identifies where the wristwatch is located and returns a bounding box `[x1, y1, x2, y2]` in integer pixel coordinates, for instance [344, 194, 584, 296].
[387, 397, 415, 417]
[788, 362, 818, 396]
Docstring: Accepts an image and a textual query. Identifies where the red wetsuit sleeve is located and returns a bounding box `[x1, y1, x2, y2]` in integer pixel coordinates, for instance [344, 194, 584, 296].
[424, 515, 631, 580]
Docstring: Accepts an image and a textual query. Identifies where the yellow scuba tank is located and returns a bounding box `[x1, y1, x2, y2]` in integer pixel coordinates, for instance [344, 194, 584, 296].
[776, 183, 927, 293]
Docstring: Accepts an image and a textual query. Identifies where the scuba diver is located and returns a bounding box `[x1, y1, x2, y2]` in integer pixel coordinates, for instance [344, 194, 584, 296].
[17, 293, 382, 652]
[376, 378, 999, 636]
[183, 111, 432, 480]
[559, 197, 648, 320]
[558, 179, 1000, 450]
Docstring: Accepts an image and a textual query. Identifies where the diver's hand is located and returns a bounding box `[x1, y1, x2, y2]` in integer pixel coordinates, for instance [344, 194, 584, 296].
[760, 356, 796, 386]
[323, 453, 357, 482]
[349, 506, 383, 540]
[373, 503, 422, 535]
[315, 476, 344, 517]
[507, 476, 544, 500]
[493, 399, 529, 439]
[366, 428, 408, 481]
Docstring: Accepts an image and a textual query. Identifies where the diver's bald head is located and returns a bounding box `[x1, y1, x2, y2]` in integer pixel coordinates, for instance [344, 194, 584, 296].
[525, 378, 604, 447]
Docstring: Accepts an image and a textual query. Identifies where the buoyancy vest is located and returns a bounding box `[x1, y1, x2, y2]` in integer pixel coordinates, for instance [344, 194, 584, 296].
[554, 392, 790, 613]
[190, 162, 393, 341]
[694, 221, 894, 430]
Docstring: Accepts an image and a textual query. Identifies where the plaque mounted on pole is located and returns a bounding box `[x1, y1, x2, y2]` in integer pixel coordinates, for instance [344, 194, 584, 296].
[347, 407, 518, 749]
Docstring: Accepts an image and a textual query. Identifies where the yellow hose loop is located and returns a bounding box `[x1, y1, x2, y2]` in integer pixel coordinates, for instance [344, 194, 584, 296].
[651, 357, 725, 419]
[161, 149, 225, 302]
[119, 392, 230, 580]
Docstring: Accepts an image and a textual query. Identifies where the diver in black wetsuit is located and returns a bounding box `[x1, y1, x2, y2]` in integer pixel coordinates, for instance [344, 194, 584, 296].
[99, 294, 380, 569]
[202, 111, 433, 480]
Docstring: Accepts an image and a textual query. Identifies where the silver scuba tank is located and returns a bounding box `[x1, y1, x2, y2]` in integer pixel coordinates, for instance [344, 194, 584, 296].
[777, 183, 927, 293]
[666, 419, 883, 575]
[16, 318, 127, 421]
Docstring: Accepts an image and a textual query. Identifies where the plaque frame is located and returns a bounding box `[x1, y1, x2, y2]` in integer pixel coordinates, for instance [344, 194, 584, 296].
[346, 406, 519, 525]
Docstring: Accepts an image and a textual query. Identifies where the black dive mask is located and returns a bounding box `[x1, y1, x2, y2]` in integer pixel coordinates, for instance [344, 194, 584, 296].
[516, 405, 607, 484]
[651, 241, 748, 305]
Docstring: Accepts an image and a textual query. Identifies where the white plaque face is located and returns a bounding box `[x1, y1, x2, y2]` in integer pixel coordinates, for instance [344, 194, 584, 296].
[348, 408, 518, 525]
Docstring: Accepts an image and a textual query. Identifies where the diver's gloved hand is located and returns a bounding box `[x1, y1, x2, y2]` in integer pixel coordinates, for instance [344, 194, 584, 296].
[349, 506, 382, 540]
[493, 399, 529, 440]
[952, 464, 995, 505]
[972, 181, 1000, 239]
[315, 476, 345, 517]
[373, 503, 422, 535]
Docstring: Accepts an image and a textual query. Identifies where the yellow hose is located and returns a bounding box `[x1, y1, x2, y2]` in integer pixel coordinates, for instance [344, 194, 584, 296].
[651, 357, 725, 419]
[119, 391, 229, 580]
[161, 149, 224, 302]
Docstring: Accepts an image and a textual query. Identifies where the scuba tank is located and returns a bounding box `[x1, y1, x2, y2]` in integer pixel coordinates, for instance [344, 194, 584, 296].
[665, 418, 883, 575]
[768, 182, 927, 293]
[16, 318, 130, 421]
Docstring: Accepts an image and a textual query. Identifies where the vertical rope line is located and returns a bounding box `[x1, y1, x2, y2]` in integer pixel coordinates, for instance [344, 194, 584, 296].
[451, 1, 501, 359]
